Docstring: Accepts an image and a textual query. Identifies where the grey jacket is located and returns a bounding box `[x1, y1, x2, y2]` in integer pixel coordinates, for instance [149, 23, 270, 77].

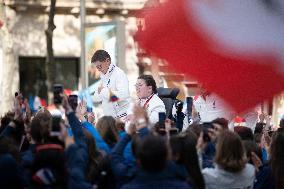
[202, 164, 255, 189]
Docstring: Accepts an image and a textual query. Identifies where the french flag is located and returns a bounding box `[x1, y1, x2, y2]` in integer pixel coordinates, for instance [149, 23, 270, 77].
[136, 0, 284, 113]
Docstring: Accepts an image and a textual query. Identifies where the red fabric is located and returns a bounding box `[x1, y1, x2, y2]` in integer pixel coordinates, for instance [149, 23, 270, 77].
[40, 99, 47, 107]
[136, 0, 284, 113]
[234, 116, 245, 123]
[193, 95, 199, 101]
[64, 89, 72, 96]
[0, 20, 3, 28]
[36, 144, 64, 152]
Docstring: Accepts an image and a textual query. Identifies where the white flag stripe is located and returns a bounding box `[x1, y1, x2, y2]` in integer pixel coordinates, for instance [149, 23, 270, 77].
[187, 0, 284, 69]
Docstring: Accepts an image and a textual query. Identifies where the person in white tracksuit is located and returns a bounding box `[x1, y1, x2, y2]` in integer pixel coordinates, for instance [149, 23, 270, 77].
[92, 50, 130, 119]
[134, 75, 166, 124]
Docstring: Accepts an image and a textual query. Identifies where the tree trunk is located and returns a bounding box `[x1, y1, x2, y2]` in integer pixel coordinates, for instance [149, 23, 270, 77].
[0, 5, 19, 116]
[45, 0, 56, 104]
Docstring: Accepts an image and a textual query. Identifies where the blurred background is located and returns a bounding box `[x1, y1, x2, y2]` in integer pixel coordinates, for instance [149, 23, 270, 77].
[0, 0, 283, 125]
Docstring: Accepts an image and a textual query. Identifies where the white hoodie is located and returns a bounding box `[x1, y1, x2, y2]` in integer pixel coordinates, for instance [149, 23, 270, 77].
[202, 164, 255, 189]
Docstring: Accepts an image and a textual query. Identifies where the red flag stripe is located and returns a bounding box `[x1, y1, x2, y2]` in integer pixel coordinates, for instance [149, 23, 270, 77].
[137, 0, 284, 113]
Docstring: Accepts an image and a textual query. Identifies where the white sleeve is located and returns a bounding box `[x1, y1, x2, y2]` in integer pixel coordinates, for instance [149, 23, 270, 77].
[149, 104, 166, 124]
[110, 72, 130, 100]
[98, 87, 110, 101]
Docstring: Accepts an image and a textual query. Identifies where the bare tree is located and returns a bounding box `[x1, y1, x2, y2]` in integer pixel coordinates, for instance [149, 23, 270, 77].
[45, 0, 56, 104]
[0, 4, 19, 116]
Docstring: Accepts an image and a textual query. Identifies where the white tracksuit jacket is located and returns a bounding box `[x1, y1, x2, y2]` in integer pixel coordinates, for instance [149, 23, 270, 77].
[93, 64, 130, 118]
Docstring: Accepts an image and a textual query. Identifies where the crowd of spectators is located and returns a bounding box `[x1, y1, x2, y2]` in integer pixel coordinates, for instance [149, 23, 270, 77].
[0, 91, 284, 189]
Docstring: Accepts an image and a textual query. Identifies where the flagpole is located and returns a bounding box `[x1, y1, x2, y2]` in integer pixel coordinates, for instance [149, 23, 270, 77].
[80, 0, 87, 90]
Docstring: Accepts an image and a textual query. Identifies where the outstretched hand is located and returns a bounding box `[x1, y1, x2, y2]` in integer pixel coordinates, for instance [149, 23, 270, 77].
[23, 98, 32, 123]
[61, 94, 72, 114]
[133, 105, 148, 130]
[251, 152, 262, 172]
[196, 132, 205, 154]
[77, 101, 87, 117]
[14, 93, 23, 120]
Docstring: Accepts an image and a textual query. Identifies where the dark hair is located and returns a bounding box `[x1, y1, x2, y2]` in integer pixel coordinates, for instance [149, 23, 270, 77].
[254, 123, 265, 134]
[0, 112, 14, 134]
[254, 133, 262, 144]
[96, 116, 119, 148]
[91, 50, 111, 63]
[215, 130, 247, 173]
[115, 120, 125, 133]
[0, 136, 21, 163]
[138, 75, 157, 94]
[186, 123, 203, 138]
[82, 129, 104, 183]
[270, 129, 284, 189]
[243, 140, 262, 164]
[30, 111, 52, 143]
[211, 118, 228, 130]
[234, 126, 254, 141]
[170, 132, 205, 189]
[280, 119, 284, 128]
[2, 119, 25, 147]
[32, 145, 66, 188]
[137, 135, 168, 172]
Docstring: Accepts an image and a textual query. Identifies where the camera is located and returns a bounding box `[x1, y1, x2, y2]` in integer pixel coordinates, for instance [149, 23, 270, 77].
[53, 84, 64, 105]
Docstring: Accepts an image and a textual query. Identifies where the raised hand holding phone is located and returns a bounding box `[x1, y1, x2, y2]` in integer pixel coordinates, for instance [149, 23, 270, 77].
[14, 92, 24, 120]
[61, 93, 72, 114]
[53, 84, 64, 105]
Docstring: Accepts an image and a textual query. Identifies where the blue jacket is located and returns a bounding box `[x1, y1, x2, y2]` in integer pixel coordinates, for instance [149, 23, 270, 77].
[0, 153, 27, 189]
[119, 131, 136, 167]
[253, 163, 274, 189]
[66, 112, 92, 189]
[81, 121, 111, 153]
[21, 143, 36, 186]
[111, 134, 137, 188]
[110, 127, 150, 187]
[202, 142, 215, 168]
[121, 169, 192, 189]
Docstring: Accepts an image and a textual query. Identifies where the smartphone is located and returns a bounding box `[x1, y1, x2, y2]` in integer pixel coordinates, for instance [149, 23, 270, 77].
[50, 116, 63, 138]
[158, 112, 166, 129]
[159, 112, 166, 123]
[52, 116, 62, 132]
[53, 84, 64, 104]
[68, 95, 78, 111]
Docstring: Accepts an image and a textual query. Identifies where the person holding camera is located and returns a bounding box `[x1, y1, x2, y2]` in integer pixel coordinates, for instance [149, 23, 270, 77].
[92, 50, 130, 120]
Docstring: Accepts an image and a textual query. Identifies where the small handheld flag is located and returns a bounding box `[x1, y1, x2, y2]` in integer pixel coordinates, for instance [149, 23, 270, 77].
[109, 90, 119, 102]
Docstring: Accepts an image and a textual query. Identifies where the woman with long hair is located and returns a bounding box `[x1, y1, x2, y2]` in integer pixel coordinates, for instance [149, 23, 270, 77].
[170, 131, 205, 189]
[96, 116, 119, 148]
[202, 130, 255, 189]
[270, 129, 284, 189]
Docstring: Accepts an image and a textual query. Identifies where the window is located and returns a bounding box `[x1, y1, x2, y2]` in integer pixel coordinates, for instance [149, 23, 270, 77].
[19, 56, 79, 103]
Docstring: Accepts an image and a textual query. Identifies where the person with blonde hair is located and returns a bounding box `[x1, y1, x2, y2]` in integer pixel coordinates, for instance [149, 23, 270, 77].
[202, 130, 255, 189]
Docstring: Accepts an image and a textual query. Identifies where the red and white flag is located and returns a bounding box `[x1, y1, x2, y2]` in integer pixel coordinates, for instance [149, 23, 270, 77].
[136, 0, 284, 113]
